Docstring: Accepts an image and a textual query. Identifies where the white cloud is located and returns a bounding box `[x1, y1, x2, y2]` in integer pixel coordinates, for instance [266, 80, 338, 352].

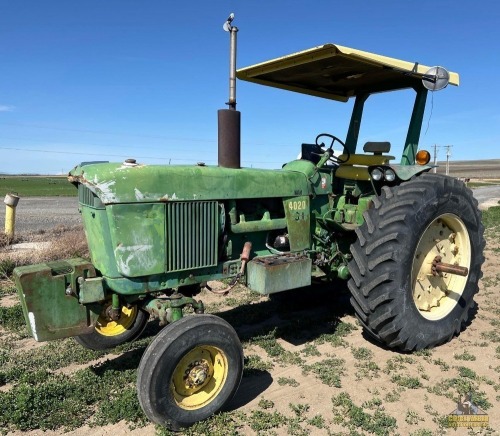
[0, 105, 14, 112]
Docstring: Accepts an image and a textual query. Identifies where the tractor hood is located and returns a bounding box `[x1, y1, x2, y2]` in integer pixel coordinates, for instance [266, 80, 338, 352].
[237, 43, 459, 102]
[68, 161, 312, 204]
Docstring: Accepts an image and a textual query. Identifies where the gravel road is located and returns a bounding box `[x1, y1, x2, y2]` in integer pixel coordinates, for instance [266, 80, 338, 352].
[470, 185, 500, 209]
[0, 196, 81, 234]
[1, 184, 500, 234]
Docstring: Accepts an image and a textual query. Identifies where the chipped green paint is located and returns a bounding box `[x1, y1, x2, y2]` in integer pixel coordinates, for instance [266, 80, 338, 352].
[246, 255, 312, 295]
[389, 163, 432, 181]
[69, 163, 311, 204]
[14, 259, 100, 341]
[107, 203, 166, 277]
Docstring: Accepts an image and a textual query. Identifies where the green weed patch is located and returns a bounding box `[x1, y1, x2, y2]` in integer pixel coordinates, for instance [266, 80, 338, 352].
[0, 304, 26, 334]
[332, 392, 397, 435]
[302, 357, 346, 387]
[482, 205, 500, 229]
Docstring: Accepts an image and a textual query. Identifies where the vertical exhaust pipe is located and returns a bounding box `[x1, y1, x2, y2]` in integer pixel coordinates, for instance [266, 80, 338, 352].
[218, 13, 241, 169]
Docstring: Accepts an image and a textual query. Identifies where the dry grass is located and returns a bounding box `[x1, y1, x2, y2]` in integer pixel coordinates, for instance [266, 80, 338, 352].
[0, 225, 89, 280]
[0, 233, 9, 249]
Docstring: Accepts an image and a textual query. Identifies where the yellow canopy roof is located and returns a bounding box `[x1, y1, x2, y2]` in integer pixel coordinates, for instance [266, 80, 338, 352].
[236, 43, 459, 102]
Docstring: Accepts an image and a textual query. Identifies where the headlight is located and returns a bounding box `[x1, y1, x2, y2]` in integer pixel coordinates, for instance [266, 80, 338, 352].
[371, 168, 383, 181]
[384, 168, 396, 182]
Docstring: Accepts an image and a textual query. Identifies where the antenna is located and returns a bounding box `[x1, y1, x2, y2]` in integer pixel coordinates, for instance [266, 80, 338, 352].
[422, 66, 450, 91]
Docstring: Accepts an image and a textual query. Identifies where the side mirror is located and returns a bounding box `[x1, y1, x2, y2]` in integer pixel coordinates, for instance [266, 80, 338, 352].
[422, 66, 450, 91]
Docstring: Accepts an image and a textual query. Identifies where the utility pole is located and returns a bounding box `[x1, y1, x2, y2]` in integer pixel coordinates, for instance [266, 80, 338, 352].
[433, 144, 439, 173]
[445, 145, 453, 176]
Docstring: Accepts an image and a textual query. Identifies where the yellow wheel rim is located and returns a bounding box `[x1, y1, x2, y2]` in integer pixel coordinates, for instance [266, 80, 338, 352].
[96, 305, 137, 337]
[171, 345, 228, 410]
[412, 214, 471, 321]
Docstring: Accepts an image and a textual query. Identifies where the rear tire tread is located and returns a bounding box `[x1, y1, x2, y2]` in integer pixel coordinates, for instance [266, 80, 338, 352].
[348, 174, 485, 351]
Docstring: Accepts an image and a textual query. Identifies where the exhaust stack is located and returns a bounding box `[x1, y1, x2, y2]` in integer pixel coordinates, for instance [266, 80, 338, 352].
[218, 13, 241, 169]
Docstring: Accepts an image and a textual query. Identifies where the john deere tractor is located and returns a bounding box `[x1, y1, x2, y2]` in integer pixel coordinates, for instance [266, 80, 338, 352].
[14, 17, 484, 430]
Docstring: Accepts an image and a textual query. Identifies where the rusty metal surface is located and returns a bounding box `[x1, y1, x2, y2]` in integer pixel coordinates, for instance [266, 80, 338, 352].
[432, 255, 469, 277]
[247, 254, 312, 295]
[218, 109, 241, 168]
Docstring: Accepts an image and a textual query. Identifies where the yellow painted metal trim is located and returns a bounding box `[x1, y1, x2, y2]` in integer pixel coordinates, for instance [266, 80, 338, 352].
[237, 44, 339, 77]
[235, 76, 351, 102]
[237, 45, 351, 102]
[338, 154, 395, 166]
[335, 44, 459, 85]
[237, 43, 459, 101]
[335, 165, 371, 181]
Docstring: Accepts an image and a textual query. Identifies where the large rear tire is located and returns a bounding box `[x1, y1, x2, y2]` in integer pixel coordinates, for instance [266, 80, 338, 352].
[348, 173, 485, 351]
[137, 314, 243, 430]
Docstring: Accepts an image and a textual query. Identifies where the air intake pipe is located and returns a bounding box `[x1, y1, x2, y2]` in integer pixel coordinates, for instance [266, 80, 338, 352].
[218, 13, 241, 169]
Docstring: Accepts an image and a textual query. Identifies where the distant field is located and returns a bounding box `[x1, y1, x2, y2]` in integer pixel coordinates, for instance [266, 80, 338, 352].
[435, 159, 500, 178]
[0, 176, 76, 197]
[467, 182, 499, 188]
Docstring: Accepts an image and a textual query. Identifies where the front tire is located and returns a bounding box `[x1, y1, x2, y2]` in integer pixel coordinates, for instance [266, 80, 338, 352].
[75, 304, 148, 350]
[348, 174, 485, 351]
[137, 314, 243, 430]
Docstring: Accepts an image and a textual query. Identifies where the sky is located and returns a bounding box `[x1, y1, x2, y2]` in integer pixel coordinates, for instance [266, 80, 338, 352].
[1, 1, 499, 174]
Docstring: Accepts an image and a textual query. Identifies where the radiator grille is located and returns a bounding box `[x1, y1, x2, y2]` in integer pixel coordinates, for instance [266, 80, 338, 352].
[166, 201, 218, 272]
[78, 185, 104, 209]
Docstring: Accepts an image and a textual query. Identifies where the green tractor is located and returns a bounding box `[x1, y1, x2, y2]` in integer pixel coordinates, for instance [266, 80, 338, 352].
[14, 16, 484, 430]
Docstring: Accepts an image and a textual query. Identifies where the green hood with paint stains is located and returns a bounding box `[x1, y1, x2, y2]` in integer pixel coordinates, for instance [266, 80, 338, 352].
[68, 161, 318, 204]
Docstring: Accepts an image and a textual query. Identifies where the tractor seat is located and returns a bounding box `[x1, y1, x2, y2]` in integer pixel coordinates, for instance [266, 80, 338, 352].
[363, 141, 391, 154]
[335, 142, 394, 180]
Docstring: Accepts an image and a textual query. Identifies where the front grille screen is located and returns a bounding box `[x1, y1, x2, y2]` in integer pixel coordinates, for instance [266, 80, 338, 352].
[166, 201, 218, 272]
[78, 185, 104, 209]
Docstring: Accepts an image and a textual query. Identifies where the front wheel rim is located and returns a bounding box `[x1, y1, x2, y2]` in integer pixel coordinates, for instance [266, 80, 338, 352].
[171, 345, 228, 410]
[412, 213, 471, 321]
[95, 305, 137, 337]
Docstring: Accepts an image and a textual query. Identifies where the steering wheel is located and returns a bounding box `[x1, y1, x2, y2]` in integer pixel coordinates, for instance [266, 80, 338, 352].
[315, 133, 350, 164]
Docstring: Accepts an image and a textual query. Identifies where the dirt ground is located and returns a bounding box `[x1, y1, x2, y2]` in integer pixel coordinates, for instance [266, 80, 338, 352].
[1, 210, 500, 435]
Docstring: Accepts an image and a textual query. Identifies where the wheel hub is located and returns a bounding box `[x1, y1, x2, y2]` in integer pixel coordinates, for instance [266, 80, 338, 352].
[412, 214, 471, 320]
[171, 345, 228, 410]
[96, 305, 137, 337]
[185, 360, 210, 389]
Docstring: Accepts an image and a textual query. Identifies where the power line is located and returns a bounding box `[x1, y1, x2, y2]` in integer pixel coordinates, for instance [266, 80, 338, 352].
[0, 121, 214, 143]
[0, 121, 296, 148]
[0, 146, 285, 166]
[0, 134, 208, 153]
